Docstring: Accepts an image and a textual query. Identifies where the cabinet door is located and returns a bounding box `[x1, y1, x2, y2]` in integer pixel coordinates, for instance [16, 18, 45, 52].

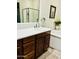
[44, 35, 50, 51]
[36, 37, 44, 58]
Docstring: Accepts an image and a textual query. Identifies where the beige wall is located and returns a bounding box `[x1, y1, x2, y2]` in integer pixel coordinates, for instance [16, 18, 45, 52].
[40, 0, 61, 29]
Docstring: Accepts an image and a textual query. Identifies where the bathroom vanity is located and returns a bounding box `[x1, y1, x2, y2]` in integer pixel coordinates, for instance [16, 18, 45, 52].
[17, 27, 51, 59]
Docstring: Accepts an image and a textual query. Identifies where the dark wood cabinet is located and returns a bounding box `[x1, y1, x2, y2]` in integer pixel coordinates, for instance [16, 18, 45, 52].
[17, 40, 22, 55]
[23, 41, 35, 55]
[17, 36, 35, 59]
[36, 37, 44, 58]
[35, 32, 50, 58]
[23, 51, 35, 59]
[44, 34, 50, 51]
[17, 31, 50, 59]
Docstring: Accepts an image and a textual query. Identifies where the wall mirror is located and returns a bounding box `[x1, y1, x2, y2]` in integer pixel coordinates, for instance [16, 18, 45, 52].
[17, 0, 40, 23]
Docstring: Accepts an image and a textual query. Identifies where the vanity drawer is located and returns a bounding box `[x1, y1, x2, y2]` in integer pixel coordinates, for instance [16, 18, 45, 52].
[23, 36, 35, 44]
[23, 41, 35, 55]
[23, 51, 35, 59]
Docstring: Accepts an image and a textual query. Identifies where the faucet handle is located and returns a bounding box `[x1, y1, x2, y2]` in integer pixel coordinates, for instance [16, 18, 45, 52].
[34, 26, 36, 28]
[34, 24, 37, 28]
[36, 24, 37, 27]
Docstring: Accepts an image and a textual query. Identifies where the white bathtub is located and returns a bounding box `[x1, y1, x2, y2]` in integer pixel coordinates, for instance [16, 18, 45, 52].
[50, 30, 61, 51]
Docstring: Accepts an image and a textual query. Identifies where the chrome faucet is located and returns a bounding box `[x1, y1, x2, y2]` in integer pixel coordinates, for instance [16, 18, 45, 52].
[34, 23, 40, 28]
[34, 24, 38, 28]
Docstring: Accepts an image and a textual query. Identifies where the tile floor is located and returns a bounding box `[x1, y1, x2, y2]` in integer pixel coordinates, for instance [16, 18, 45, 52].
[38, 48, 61, 59]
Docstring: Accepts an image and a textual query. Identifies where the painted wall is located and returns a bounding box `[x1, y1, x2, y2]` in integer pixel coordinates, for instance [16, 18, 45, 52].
[40, 0, 61, 29]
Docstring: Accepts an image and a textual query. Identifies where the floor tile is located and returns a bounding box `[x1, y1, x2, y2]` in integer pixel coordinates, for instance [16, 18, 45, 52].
[38, 48, 61, 59]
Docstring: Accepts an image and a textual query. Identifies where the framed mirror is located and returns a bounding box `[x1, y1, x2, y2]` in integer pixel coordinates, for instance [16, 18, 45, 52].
[22, 8, 39, 22]
[17, 0, 40, 23]
[49, 5, 56, 18]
